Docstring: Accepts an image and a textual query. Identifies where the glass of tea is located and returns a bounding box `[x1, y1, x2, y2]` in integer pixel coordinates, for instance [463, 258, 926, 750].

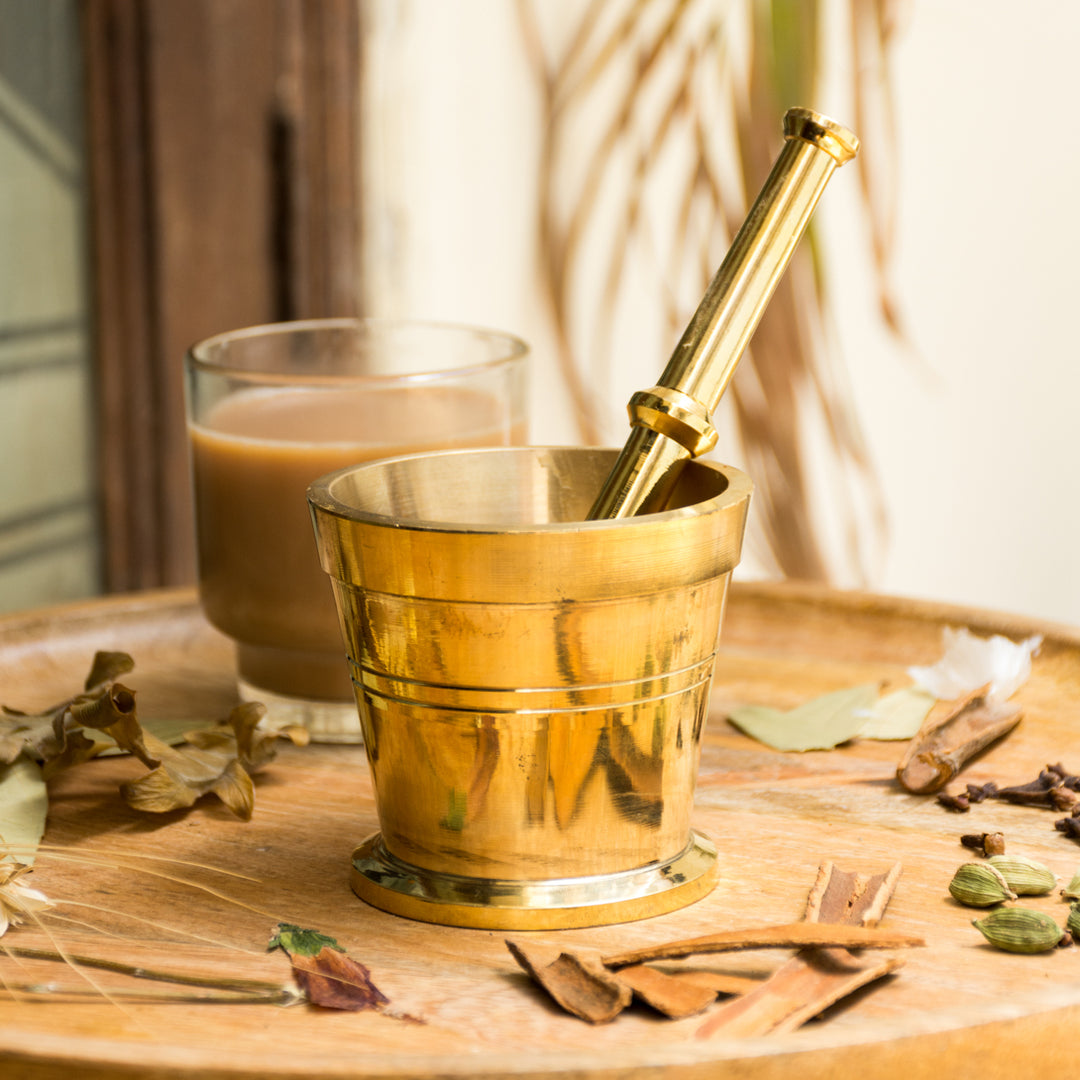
[184, 318, 528, 742]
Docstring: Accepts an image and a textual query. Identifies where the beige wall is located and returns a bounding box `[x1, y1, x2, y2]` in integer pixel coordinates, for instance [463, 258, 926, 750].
[822, 1, 1080, 624]
[359, 0, 1080, 626]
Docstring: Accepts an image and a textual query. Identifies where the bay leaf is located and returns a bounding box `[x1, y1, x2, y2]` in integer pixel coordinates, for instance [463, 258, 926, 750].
[0, 758, 48, 866]
[858, 687, 935, 741]
[727, 684, 878, 752]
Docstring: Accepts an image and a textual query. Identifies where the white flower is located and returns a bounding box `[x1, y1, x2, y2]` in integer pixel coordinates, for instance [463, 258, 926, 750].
[0, 860, 53, 936]
[909, 627, 1041, 703]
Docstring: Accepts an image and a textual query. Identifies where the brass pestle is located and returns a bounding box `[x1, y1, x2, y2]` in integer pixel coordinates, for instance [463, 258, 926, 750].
[587, 107, 859, 520]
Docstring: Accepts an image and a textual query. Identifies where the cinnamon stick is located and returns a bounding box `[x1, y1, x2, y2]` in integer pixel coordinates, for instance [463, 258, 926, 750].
[696, 862, 905, 1039]
[506, 941, 631, 1024]
[897, 686, 1022, 794]
[600, 921, 922, 969]
[614, 964, 725, 1019]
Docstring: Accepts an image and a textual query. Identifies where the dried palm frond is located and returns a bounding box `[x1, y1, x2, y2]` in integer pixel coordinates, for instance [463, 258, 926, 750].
[519, 0, 903, 583]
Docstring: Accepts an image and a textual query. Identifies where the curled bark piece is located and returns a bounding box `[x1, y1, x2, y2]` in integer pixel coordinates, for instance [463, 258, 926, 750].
[507, 941, 631, 1024]
[896, 685, 1022, 794]
[697, 862, 905, 1039]
[615, 965, 727, 1018]
[696, 950, 905, 1038]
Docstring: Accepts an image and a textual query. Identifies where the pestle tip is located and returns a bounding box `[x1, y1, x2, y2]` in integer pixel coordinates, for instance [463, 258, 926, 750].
[783, 107, 859, 165]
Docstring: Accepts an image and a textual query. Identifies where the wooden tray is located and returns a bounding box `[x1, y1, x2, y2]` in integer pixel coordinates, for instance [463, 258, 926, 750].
[0, 582, 1078, 1078]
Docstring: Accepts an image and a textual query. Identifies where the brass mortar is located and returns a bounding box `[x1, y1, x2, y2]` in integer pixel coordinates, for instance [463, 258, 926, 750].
[308, 446, 751, 929]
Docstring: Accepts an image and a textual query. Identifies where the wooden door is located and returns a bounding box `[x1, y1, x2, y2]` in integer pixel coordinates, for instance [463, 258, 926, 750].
[82, 0, 362, 591]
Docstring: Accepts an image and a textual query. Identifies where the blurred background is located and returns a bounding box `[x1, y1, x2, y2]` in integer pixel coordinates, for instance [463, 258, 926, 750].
[1, 0, 1077, 625]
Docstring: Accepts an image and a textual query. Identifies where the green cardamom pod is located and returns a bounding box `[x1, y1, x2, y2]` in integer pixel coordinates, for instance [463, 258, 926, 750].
[987, 854, 1057, 896]
[1067, 902, 1080, 939]
[1062, 869, 1080, 901]
[949, 861, 1017, 907]
[973, 907, 1065, 953]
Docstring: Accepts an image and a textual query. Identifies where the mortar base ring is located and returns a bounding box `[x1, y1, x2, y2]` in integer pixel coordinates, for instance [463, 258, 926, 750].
[349, 831, 718, 929]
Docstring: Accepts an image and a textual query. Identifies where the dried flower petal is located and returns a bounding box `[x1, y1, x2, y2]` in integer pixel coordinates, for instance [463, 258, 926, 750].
[0, 861, 53, 936]
[909, 627, 1040, 703]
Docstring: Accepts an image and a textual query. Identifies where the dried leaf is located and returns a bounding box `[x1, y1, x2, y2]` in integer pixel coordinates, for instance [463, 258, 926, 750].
[120, 703, 306, 819]
[83, 651, 135, 691]
[68, 684, 159, 769]
[0, 706, 88, 771]
[269, 923, 391, 1013]
[85, 716, 217, 756]
[909, 627, 1040, 702]
[122, 736, 255, 819]
[0, 651, 139, 772]
[267, 923, 343, 957]
[288, 949, 390, 1012]
[857, 687, 935, 740]
[896, 686, 1023, 794]
[0, 758, 48, 866]
[507, 940, 631, 1024]
[727, 684, 878, 751]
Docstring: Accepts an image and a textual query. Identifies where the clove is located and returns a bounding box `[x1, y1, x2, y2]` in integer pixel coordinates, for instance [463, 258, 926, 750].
[937, 791, 970, 812]
[1055, 816, 1080, 842]
[960, 832, 1007, 857]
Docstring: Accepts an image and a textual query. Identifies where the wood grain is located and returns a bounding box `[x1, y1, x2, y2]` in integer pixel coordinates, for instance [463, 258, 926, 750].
[0, 581, 1079, 1078]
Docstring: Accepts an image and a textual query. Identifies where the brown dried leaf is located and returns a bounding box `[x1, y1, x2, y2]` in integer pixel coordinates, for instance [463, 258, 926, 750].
[122, 732, 254, 819]
[83, 651, 135, 692]
[0, 652, 138, 771]
[67, 684, 159, 769]
[123, 748, 255, 818]
[184, 702, 310, 769]
[39, 727, 100, 781]
[288, 948, 391, 1012]
[896, 685, 1022, 793]
[507, 940, 631, 1024]
[120, 703, 307, 818]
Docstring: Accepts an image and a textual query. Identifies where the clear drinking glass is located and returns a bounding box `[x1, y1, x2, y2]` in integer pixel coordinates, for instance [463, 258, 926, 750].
[184, 318, 528, 742]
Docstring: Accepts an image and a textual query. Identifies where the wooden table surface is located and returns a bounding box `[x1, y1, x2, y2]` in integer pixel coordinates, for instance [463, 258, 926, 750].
[0, 581, 1078, 1079]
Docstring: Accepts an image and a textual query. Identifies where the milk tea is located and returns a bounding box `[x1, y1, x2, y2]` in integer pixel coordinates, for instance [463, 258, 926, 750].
[190, 384, 523, 701]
